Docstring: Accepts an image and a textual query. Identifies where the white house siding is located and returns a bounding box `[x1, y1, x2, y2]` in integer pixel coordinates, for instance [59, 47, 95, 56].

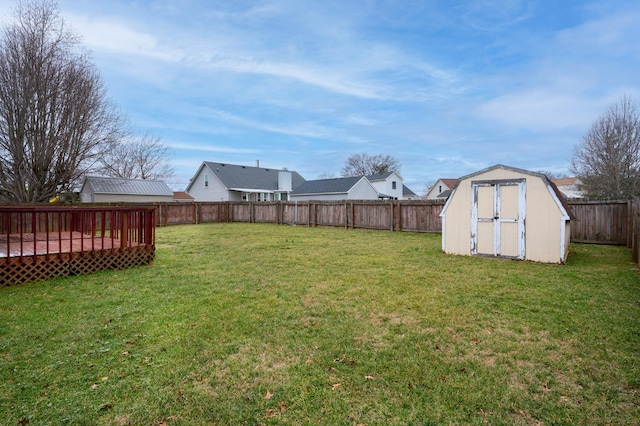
[348, 178, 380, 199]
[370, 172, 403, 199]
[187, 166, 230, 202]
[426, 179, 457, 200]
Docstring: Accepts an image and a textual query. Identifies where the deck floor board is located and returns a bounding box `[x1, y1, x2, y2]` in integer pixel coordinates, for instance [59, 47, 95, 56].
[0, 232, 122, 258]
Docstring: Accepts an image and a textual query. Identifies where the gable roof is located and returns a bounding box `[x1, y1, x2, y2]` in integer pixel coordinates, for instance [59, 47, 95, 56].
[173, 191, 194, 200]
[290, 176, 364, 195]
[188, 161, 305, 192]
[437, 189, 453, 199]
[82, 176, 173, 196]
[552, 177, 578, 187]
[439, 178, 458, 188]
[366, 172, 395, 181]
[446, 164, 573, 219]
[403, 184, 417, 197]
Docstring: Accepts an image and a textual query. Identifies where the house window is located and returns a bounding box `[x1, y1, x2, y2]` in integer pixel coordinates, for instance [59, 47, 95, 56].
[438, 185, 442, 193]
[281, 193, 288, 201]
[204, 174, 209, 188]
[242, 192, 248, 201]
[392, 181, 397, 190]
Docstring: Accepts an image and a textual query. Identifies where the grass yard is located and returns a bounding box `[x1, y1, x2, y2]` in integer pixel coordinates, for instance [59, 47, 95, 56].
[1, 223, 639, 425]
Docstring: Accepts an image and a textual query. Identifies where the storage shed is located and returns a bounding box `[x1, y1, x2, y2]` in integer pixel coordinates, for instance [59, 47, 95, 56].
[440, 164, 571, 264]
[80, 176, 174, 203]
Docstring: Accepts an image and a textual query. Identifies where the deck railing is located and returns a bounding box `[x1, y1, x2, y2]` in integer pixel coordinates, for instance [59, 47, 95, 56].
[1, 206, 156, 285]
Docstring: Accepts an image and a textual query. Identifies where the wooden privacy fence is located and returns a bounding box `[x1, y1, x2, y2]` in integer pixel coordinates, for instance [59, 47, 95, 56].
[154, 199, 640, 247]
[568, 200, 631, 246]
[156, 200, 446, 233]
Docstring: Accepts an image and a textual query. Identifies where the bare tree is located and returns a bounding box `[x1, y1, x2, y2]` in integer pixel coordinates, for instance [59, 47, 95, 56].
[0, 1, 123, 203]
[97, 133, 175, 181]
[317, 171, 336, 179]
[341, 153, 401, 177]
[571, 96, 640, 199]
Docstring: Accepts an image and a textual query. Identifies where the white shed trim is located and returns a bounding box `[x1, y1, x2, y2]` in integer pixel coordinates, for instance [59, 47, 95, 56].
[470, 179, 526, 259]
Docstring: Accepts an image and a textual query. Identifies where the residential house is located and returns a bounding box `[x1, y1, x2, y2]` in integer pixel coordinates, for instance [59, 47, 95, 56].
[552, 177, 584, 199]
[402, 185, 418, 200]
[289, 176, 379, 201]
[80, 176, 174, 203]
[185, 161, 305, 202]
[367, 172, 404, 199]
[425, 178, 457, 200]
[173, 191, 194, 202]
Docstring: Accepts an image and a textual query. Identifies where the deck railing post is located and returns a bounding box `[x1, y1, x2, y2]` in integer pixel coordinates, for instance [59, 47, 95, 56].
[121, 210, 129, 248]
[145, 208, 155, 246]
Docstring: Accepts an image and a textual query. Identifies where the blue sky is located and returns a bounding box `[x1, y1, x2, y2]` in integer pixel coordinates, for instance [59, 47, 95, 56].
[1, 0, 639, 193]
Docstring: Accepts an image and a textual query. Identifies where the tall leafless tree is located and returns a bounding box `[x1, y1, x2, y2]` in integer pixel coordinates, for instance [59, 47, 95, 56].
[571, 96, 640, 199]
[0, 1, 123, 203]
[341, 153, 401, 177]
[97, 133, 175, 181]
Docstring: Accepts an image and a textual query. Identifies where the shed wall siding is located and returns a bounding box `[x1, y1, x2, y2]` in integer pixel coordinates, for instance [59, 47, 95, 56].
[523, 175, 564, 263]
[80, 187, 93, 203]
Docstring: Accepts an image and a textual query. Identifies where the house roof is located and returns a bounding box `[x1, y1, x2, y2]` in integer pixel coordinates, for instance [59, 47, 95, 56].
[439, 178, 458, 188]
[366, 172, 395, 181]
[192, 162, 305, 192]
[173, 191, 194, 200]
[290, 176, 364, 195]
[552, 177, 578, 187]
[403, 184, 417, 197]
[83, 176, 173, 196]
[437, 189, 453, 198]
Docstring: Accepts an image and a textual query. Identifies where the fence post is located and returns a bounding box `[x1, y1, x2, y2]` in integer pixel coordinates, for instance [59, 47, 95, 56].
[389, 201, 394, 232]
[627, 200, 635, 248]
[629, 198, 640, 263]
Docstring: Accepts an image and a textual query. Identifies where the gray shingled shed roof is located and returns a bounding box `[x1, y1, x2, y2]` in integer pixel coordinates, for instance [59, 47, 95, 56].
[83, 176, 173, 196]
[203, 162, 305, 191]
[290, 176, 363, 195]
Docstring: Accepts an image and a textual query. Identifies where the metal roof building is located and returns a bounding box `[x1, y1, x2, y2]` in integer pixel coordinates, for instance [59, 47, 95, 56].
[80, 176, 174, 203]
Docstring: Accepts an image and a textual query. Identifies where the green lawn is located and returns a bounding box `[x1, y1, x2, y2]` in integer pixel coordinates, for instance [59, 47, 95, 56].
[1, 223, 639, 425]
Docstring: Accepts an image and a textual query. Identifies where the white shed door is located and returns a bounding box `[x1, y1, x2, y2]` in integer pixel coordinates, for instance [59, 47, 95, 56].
[471, 180, 525, 259]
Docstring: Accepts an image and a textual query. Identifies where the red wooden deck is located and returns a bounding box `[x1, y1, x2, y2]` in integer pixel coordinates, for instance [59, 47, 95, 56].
[1, 206, 156, 285]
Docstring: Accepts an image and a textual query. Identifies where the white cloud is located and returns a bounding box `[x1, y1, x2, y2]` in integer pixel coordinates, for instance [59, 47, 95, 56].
[476, 91, 602, 131]
[168, 141, 260, 154]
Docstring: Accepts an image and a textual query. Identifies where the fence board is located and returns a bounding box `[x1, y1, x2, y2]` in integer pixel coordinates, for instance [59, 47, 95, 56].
[567, 201, 629, 245]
